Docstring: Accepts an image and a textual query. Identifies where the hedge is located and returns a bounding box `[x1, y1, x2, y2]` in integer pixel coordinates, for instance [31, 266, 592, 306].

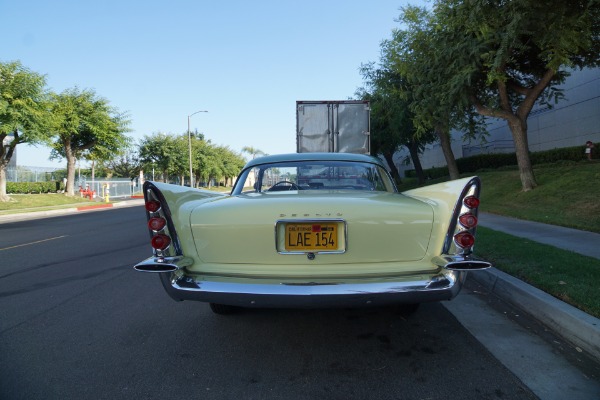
[6, 181, 63, 194]
[405, 143, 596, 178]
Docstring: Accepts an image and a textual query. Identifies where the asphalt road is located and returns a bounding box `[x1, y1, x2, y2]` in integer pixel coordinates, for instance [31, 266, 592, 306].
[0, 207, 536, 400]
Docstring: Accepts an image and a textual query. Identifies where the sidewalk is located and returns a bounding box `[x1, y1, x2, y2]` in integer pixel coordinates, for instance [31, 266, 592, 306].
[476, 212, 600, 361]
[479, 212, 600, 260]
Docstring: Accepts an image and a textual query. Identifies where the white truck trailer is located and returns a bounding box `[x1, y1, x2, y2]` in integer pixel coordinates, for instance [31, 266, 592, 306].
[296, 100, 370, 154]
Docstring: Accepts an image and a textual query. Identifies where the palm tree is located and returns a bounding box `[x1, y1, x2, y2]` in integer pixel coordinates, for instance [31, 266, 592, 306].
[241, 146, 264, 160]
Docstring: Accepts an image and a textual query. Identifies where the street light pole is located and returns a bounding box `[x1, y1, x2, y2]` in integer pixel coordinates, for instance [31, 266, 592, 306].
[187, 110, 208, 187]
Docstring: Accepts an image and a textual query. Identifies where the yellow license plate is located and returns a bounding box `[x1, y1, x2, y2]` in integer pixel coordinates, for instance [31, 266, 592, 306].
[285, 223, 338, 251]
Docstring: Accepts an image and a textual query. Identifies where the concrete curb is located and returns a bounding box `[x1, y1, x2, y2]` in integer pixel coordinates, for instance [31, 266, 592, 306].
[0, 199, 144, 223]
[470, 267, 600, 361]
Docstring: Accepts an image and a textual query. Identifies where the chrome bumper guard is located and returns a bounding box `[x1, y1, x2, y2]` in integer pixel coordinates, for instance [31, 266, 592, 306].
[156, 269, 468, 308]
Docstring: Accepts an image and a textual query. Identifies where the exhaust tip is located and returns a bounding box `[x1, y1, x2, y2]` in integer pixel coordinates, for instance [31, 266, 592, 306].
[133, 264, 178, 273]
[133, 256, 192, 273]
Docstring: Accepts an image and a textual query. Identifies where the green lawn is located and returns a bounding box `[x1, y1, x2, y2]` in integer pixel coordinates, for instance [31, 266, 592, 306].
[476, 226, 600, 318]
[476, 162, 600, 233]
[0, 193, 97, 214]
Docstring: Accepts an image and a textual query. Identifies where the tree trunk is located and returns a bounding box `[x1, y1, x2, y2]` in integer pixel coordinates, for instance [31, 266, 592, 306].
[65, 153, 77, 196]
[508, 117, 537, 191]
[0, 167, 10, 202]
[382, 151, 402, 186]
[0, 130, 18, 202]
[435, 124, 460, 180]
[407, 140, 425, 185]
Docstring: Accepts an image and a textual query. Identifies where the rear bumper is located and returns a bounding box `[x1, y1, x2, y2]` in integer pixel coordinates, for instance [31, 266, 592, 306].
[157, 269, 467, 308]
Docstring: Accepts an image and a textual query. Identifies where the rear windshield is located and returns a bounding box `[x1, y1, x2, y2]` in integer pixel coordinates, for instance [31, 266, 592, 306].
[232, 160, 396, 194]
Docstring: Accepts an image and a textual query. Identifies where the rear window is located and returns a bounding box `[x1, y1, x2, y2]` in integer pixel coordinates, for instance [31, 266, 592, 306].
[232, 160, 396, 194]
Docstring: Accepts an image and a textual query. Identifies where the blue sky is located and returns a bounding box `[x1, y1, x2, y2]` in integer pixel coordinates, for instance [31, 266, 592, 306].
[4, 0, 425, 168]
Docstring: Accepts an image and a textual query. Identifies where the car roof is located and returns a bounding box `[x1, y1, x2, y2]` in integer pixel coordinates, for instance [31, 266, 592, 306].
[244, 152, 386, 169]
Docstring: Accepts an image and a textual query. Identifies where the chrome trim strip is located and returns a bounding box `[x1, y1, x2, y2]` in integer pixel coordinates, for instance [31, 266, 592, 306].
[133, 256, 194, 273]
[157, 270, 466, 308]
[432, 254, 492, 271]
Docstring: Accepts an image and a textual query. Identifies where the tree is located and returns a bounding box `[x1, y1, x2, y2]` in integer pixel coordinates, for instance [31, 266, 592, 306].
[358, 61, 437, 185]
[425, 0, 600, 190]
[0, 61, 49, 201]
[190, 133, 215, 187]
[139, 133, 185, 183]
[385, 6, 471, 181]
[104, 149, 141, 179]
[213, 146, 246, 187]
[47, 87, 130, 196]
[241, 146, 264, 160]
[83, 109, 132, 182]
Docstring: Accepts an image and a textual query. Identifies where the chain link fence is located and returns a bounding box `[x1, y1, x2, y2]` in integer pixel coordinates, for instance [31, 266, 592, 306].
[77, 179, 142, 199]
[6, 167, 143, 199]
[5, 167, 63, 182]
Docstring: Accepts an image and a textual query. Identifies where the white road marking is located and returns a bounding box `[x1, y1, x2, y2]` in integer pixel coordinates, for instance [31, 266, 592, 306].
[0, 235, 68, 251]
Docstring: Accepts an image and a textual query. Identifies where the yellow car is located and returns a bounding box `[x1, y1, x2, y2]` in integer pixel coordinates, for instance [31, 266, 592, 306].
[134, 153, 490, 314]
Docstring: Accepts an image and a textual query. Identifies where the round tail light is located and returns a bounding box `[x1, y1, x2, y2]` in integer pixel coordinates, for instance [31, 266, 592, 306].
[151, 234, 171, 250]
[463, 196, 480, 209]
[459, 213, 478, 228]
[454, 231, 475, 248]
[148, 217, 167, 231]
[145, 200, 161, 213]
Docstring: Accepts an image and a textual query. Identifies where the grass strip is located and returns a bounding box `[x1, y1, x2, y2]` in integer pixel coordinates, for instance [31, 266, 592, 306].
[0, 194, 103, 215]
[475, 226, 600, 318]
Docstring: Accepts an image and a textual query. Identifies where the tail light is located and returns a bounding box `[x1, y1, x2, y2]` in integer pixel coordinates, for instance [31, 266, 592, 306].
[142, 182, 181, 259]
[454, 231, 475, 248]
[458, 213, 478, 228]
[145, 200, 161, 213]
[148, 217, 167, 231]
[443, 177, 482, 256]
[151, 234, 171, 250]
[134, 181, 194, 273]
[463, 196, 480, 209]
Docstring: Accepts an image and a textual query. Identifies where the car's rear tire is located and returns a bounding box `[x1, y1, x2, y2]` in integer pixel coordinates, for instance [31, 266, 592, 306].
[209, 303, 239, 315]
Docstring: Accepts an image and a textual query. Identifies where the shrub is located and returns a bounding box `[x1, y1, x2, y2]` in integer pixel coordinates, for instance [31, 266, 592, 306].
[405, 143, 596, 178]
[457, 153, 518, 172]
[405, 166, 450, 179]
[6, 181, 60, 194]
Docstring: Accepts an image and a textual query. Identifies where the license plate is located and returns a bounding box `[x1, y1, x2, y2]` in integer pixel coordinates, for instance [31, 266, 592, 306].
[285, 223, 338, 251]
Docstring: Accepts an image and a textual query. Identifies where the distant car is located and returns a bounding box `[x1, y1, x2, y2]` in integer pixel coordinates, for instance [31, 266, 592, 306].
[134, 152, 491, 314]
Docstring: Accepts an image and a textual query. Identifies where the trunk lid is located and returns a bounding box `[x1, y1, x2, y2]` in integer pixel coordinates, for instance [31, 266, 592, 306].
[189, 191, 434, 267]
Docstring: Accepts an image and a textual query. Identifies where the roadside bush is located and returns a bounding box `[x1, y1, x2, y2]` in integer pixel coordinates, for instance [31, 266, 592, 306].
[6, 181, 60, 194]
[457, 153, 518, 172]
[405, 143, 596, 178]
[531, 144, 594, 164]
[405, 166, 449, 179]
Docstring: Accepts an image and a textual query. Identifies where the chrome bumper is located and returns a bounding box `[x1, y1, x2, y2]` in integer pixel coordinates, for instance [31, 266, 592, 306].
[156, 269, 467, 308]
